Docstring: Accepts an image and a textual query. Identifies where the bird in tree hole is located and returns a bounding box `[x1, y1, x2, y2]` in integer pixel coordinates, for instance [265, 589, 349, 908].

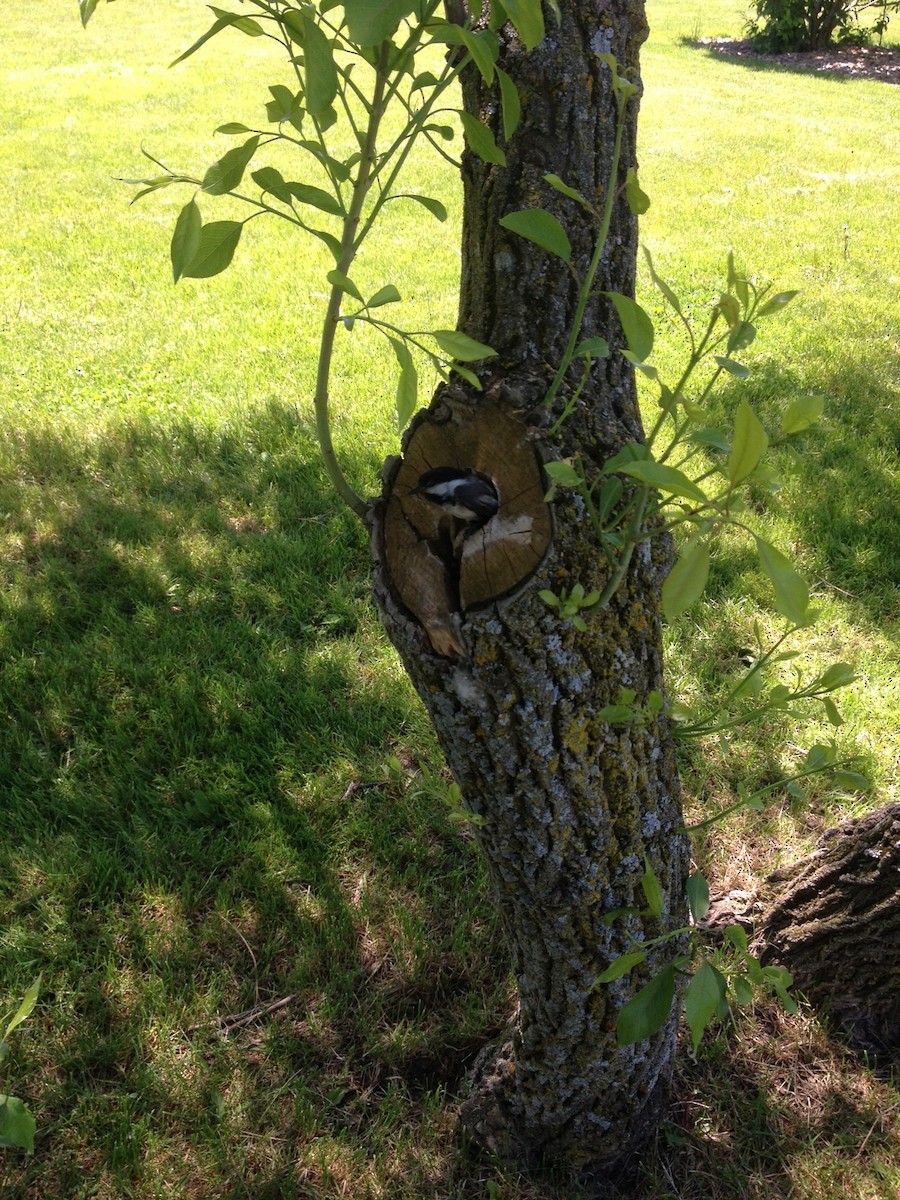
[410, 467, 500, 527]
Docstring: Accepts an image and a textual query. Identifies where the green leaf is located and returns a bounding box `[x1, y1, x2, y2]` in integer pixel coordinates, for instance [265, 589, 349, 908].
[400, 194, 447, 222]
[308, 226, 343, 262]
[367, 284, 401, 309]
[171, 199, 202, 284]
[79, 0, 100, 26]
[423, 123, 455, 142]
[754, 537, 810, 626]
[686, 872, 710, 923]
[497, 68, 521, 141]
[457, 27, 499, 85]
[641, 857, 665, 918]
[266, 84, 304, 129]
[727, 399, 769, 485]
[685, 961, 726, 1052]
[717, 292, 741, 328]
[431, 330, 497, 363]
[410, 70, 439, 92]
[602, 443, 649, 473]
[126, 175, 175, 204]
[597, 476, 623, 521]
[598, 704, 638, 723]
[622, 349, 658, 379]
[542, 173, 593, 211]
[180, 221, 243, 279]
[617, 461, 708, 505]
[458, 112, 507, 165]
[251, 166, 296, 205]
[289, 182, 343, 216]
[3, 977, 41, 1042]
[733, 976, 754, 1006]
[833, 770, 869, 791]
[714, 355, 750, 380]
[253, 169, 344, 217]
[643, 247, 682, 316]
[488, 0, 510, 30]
[170, 13, 262, 68]
[574, 337, 609, 360]
[301, 14, 339, 116]
[818, 662, 855, 690]
[727, 320, 756, 354]
[209, 7, 265, 37]
[317, 99, 339, 127]
[605, 292, 654, 361]
[502, 0, 546, 49]
[216, 122, 252, 135]
[625, 167, 650, 215]
[595, 951, 647, 984]
[762, 964, 794, 991]
[544, 460, 581, 487]
[758, 290, 800, 317]
[389, 338, 418, 431]
[781, 394, 824, 435]
[601, 905, 642, 925]
[499, 209, 571, 262]
[201, 135, 260, 195]
[449, 364, 484, 389]
[806, 743, 836, 771]
[823, 697, 843, 727]
[616, 966, 676, 1046]
[0, 1094, 36, 1154]
[327, 270, 364, 302]
[344, 0, 417, 45]
[724, 924, 749, 954]
[686, 428, 731, 453]
[662, 539, 710, 621]
[727, 250, 748, 306]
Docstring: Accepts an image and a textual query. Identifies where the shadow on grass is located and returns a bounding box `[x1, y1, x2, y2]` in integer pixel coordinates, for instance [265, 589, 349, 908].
[684, 37, 900, 88]
[630, 1007, 900, 1200]
[0, 402, 508, 1199]
[697, 355, 900, 630]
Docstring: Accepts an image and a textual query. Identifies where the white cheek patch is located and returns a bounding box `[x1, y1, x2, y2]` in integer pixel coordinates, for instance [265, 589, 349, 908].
[427, 480, 462, 502]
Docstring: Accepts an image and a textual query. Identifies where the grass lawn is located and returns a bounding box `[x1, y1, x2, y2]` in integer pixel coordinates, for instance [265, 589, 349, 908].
[1, 2, 898, 1197]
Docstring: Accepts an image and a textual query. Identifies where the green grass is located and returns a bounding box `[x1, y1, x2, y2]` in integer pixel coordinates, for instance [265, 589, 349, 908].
[1, 2, 898, 1198]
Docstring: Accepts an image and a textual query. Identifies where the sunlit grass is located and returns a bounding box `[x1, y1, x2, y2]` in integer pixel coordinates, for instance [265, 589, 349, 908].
[1, 2, 898, 1198]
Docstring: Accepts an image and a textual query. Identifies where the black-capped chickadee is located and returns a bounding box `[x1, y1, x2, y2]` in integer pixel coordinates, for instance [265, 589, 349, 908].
[410, 467, 500, 525]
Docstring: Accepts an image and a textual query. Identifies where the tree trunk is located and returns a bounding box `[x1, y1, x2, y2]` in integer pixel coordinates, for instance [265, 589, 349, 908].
[809, 2, 847, 51]
[371, 1, 689, 1177]
[755, 803, 900, 1058]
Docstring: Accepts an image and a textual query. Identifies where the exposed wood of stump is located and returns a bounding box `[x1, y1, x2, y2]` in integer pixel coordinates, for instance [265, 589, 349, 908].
[380, 397, 552, 657]
[754, 803, 900, 1057]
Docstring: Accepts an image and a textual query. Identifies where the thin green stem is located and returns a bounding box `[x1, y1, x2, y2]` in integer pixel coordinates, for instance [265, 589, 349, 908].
[645, 312, 721, 451]
[354, 57, 466, 248]
[683, 759, 858, 833]
[590, 485, 650, 611]
[543, 99, 626, 413]
[313, 43, 393, 520]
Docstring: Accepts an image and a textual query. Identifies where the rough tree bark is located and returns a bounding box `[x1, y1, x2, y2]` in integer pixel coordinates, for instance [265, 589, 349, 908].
[371, 1, 690, 1178]
[756, 803, 900, 1057]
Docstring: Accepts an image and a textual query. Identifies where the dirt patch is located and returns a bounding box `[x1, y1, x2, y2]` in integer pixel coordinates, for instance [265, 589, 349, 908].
[698, 38, 900, 85]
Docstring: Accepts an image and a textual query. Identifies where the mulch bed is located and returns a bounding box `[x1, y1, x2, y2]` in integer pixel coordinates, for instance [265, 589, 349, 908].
[697, 38, 900, 85]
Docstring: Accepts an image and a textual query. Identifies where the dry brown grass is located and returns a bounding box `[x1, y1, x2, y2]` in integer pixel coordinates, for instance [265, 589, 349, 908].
[631, 1004, 899, 1200]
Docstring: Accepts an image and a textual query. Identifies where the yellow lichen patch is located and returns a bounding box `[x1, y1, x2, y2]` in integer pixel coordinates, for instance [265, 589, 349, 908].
[562, 715, 591, 757]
